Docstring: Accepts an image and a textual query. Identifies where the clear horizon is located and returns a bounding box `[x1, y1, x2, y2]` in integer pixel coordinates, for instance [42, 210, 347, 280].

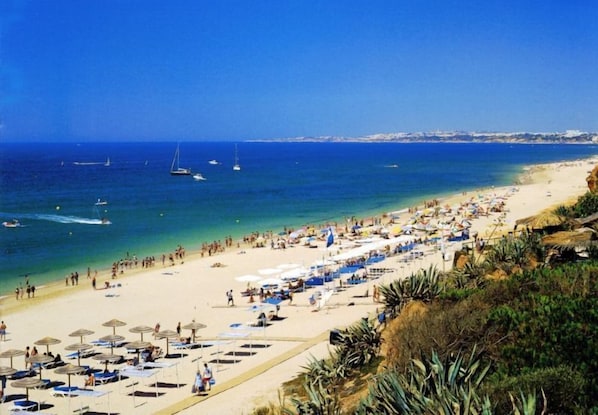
[1, 1, 597, 142]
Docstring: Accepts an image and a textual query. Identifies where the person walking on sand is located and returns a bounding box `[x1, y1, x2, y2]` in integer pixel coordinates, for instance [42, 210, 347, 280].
[202, 363, 213, 391]
[0, 321, 6, 341]
[193, 370, 202, 395]
[226, 290, 234, 306]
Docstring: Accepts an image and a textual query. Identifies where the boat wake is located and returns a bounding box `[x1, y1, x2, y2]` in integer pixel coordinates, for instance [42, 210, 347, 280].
[0, 213, 111, 225]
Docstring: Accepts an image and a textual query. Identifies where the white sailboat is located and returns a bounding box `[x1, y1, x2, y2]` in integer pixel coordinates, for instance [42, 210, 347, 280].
[170, 143, 191, 176]
[233, 144, 241, 171]
[104, 157, 111, 167]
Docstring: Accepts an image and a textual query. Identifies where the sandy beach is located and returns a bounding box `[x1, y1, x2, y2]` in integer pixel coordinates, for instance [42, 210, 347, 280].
[0, 157, 595, 415]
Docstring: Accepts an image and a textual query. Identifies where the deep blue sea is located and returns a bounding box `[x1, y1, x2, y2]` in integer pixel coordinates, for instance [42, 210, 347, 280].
[1, 141, 597, 294]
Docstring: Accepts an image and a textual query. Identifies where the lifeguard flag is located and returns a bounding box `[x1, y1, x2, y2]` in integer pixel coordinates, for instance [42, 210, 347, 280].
[326, 227, 334, 248]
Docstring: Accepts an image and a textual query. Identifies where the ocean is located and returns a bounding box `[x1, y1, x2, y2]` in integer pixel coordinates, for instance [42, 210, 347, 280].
[1, 141, 597, 294]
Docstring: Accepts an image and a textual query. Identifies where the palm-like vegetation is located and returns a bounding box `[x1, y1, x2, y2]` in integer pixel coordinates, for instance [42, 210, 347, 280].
[355, 349, 539, 415]
[379, 265, 442, 317]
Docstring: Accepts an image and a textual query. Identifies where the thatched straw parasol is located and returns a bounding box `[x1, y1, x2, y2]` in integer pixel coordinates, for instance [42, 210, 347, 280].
[102, 318, 126, 335]
[542, 228, 597, 249]
[64, 343, 92, 366]
[69, 328, 95, 343]
[27, 354, 53, 379]
[11, 377, 44, 402]
[129, 325, 154, 341]
[34, 336, 61, 354]
[124, 340, 153, 363]
[54, 364, 86, 388]
[0, 366, 17, 377]
[92, 353, 122, 371]
[516, 210, 566, 230]
[182, 321, 207, 343]
[0, 349, 26, 368]
[99, 334, 125, 354]
[156, 330, 179, 356]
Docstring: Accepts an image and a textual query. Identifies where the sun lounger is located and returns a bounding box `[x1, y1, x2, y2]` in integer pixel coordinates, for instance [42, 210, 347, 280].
[53, 385, 80, 397]
[10, 400, 39, 412]
[93, 371, 118, 384]
[91, 340, 126, 348]
[171, 341, 200, 350]
[41, 359, 64, 369]
[66, 349, 95, 360]
[9, 369, 35, 380]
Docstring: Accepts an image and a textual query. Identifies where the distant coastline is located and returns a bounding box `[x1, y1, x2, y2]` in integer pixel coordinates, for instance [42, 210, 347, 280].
[249, 130, 598, 144]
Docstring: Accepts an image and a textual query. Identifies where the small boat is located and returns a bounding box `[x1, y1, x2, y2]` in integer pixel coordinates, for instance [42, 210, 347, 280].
[93, 205, 112, 225]
[385, 164, 399, 168]
[193, 173, 207, 181]
[95, 198, 108, 206]
[2, 219, 21, 228]
[208, 160, 220, 165]
[104, 157, 111, 167]
[170, 143, 191, 176]
[233, 144, 241, 171]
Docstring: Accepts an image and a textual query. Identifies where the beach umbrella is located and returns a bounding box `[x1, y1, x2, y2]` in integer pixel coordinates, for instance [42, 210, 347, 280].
[102, 318, 126, 335]
[92, 353, 122, 372]
[123, 340, 152, 363]
[99, 334, 125, 354]
[0, 349, 26, 368]
[129, 325, 154, 341]
[258, 268, 281, 276]
[156, 330, 179, 356]
[515, 209, 566, 230]
[182, 321, 207, 343]
[65, 343, 92, 366]
[0, 366, 17, 377]
[34, 336, 61, 354]
[54, 364, 86, 388]
[541, 228, 597, 249]
[69, 328, 95, 343]
[276, 263, 300, 270]
[27, 354, 53, 380]
[235, 274, 262, 283]
[11, 377, 43, 404]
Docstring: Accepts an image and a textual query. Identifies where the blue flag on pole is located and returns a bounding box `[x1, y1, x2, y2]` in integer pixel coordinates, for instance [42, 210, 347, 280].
[326, 227, 334, 248]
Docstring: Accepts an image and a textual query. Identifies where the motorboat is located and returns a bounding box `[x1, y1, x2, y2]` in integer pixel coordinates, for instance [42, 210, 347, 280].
[232, 144, 241, 171]
[208, 160, 219, 165]
[95, 198, 108, 206]
[193, 173, 207, 181]
[2, 219, 21, 228]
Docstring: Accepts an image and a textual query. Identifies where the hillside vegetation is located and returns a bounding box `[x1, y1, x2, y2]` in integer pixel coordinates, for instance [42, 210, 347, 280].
[254, 192, 598, 415]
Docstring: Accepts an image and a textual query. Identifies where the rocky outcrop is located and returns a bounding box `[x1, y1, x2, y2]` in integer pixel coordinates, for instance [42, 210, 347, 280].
[586, 165, 598, 193]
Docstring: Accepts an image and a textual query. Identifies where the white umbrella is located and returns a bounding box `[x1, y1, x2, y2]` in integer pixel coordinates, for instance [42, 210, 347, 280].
[280, 267, 309, 281]
[257, 268, 281, 276]
[276, 263, 300, 270]
[235, 274, 262, 283]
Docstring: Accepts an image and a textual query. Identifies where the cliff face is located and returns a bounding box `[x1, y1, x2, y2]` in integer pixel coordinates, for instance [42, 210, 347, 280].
[586, 165, 598, 193]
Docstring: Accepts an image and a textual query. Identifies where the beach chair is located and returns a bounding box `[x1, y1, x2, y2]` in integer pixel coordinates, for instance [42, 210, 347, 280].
[94, 371, 118, 384]
[53, 385, 80, 397]
[66, 348, 95, 360]
[9, 369, 35, 380]
[10, 399, 39, 412]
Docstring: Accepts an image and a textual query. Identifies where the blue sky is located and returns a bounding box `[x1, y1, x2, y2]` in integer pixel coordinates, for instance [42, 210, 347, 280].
[1, 0, 597, 141]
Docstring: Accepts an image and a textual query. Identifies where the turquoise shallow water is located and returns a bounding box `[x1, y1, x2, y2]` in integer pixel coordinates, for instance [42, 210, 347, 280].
[1, 141, 596, 294]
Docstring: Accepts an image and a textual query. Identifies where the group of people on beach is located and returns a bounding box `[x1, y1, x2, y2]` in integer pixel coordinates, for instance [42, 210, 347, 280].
[192, 363, 213, 395]
[14, 283, 36, 300]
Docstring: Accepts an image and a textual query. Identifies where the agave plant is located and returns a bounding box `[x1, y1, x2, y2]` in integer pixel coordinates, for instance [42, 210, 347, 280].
[333, 317, 381, 370]
[286, 380, 342, 415]
[380, 265, 443, 318]
[356, 347, 493, 414]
